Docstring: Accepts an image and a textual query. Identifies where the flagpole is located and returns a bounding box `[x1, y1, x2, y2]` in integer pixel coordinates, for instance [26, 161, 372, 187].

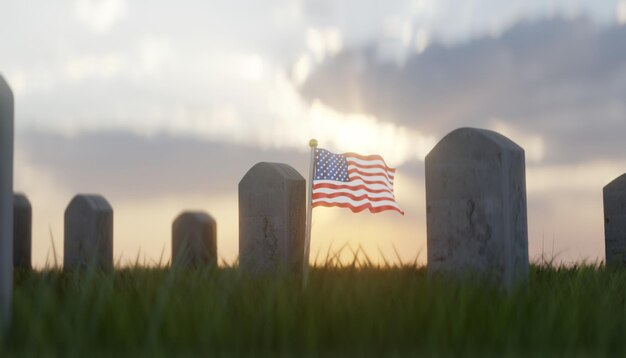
[303, 138, 317, 289]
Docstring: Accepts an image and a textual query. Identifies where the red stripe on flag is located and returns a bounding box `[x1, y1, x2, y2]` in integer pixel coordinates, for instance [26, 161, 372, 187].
[343, 152, 386, 162]
[312, 183, 393, 194]
[345, 160, 397, 174]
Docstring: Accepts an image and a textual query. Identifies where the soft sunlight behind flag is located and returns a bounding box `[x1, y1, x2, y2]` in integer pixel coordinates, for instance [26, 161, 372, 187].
[312, 148, 404, 215]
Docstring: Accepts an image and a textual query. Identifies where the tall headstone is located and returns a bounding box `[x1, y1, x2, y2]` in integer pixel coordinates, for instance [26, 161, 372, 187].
[172, 211, 217, 269]
[425, 127, 529, 288]
[239, 162, 306, 275]
[64, 194, 113, 271]
[0, 75, 14, 327]
[13, 193, 32, 270]
[603, 174, 626, 267]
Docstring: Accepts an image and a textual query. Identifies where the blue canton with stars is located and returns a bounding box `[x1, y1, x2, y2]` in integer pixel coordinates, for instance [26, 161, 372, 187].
[314, 149, 350, 182]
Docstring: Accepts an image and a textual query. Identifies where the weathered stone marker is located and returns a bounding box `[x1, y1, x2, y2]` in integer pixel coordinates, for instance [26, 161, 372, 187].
[425, 128, 529, 288]
[64, 194, 114, 271]
[604, 174, 626, 267]
[172, 211, 217, 269]
[0, 75, 14, 327]
[13, 193, 32, 270]
[239, 162, 306, 275]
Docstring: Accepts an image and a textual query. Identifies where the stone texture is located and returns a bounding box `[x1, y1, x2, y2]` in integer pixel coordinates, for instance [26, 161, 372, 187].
[239, 162, 306, 275]
[13, 193, 32, 270]
[172, 211, 217, 269]
[603, 174, 626, 267]
[64, 194, 113, 271]
[0, 75, 14, 326]
[425, 127, 529, 288]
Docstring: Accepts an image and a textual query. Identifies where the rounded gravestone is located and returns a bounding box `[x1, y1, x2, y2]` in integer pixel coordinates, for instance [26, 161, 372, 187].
[13, 193, 32, 270]
[239, 162, 306, 276]
[172, 211, 217, 269]
[425, 127, 529, 289]
[603, 173, 626, 267]
[0, 75, 14, 327]
[64, 194, 114, 271]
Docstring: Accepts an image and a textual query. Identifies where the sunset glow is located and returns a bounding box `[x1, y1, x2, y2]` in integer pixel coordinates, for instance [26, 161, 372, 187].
[3, 0, 626, 268]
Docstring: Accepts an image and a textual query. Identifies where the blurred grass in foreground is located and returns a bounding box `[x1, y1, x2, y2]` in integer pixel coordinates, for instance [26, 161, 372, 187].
[0, 253, 624, 356]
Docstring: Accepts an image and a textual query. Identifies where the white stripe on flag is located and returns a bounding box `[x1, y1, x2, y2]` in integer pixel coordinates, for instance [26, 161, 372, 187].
[345, 157, 395, 170]
[346, 165, 396, 178]
[312, 187, 396, 199]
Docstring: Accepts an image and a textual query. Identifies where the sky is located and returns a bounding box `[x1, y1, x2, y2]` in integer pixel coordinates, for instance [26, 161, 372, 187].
[2, 0, 626, 267]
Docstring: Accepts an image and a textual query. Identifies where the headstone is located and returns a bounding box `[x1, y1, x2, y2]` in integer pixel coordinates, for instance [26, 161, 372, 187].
[0, 75, 14, 327]
[64, 194, 114, 271]
[13, 193, 32, 270]
[172, 211, 217, 269]
[603, 174, 626, 267]
[239, 162, 306, 275]
[425, 127, 529, 288]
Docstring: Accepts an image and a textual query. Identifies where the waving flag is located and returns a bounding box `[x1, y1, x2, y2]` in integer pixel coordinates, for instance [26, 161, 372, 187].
[311, 148, 404, 215]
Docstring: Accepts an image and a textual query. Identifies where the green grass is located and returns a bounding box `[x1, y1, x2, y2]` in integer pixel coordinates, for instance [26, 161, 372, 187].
[1, 260, 626, 356]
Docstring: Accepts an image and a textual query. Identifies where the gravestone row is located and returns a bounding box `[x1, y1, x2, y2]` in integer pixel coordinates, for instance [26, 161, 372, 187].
[5, 131, 626, 284]
[9, 162, 308, 275]
[7, 160, 309, 276]
[16, 194, 220, 271]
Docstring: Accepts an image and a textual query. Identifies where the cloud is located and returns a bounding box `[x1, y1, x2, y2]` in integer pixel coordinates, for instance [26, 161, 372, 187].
[64, 54, 127, 81]
[307, 27, 343, 62]
[618, 0, 626, 25]
[18, 130, 308, 201]
[300, 17, 626, 165]
[74, 0, 127, 34]
[3, 4, 623, 168]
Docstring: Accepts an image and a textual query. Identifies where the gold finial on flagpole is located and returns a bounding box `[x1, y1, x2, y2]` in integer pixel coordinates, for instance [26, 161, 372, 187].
[309, 138, 318, 148]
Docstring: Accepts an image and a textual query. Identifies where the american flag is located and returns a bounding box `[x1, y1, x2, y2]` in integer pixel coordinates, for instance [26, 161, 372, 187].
[312, 148, 404, 215]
